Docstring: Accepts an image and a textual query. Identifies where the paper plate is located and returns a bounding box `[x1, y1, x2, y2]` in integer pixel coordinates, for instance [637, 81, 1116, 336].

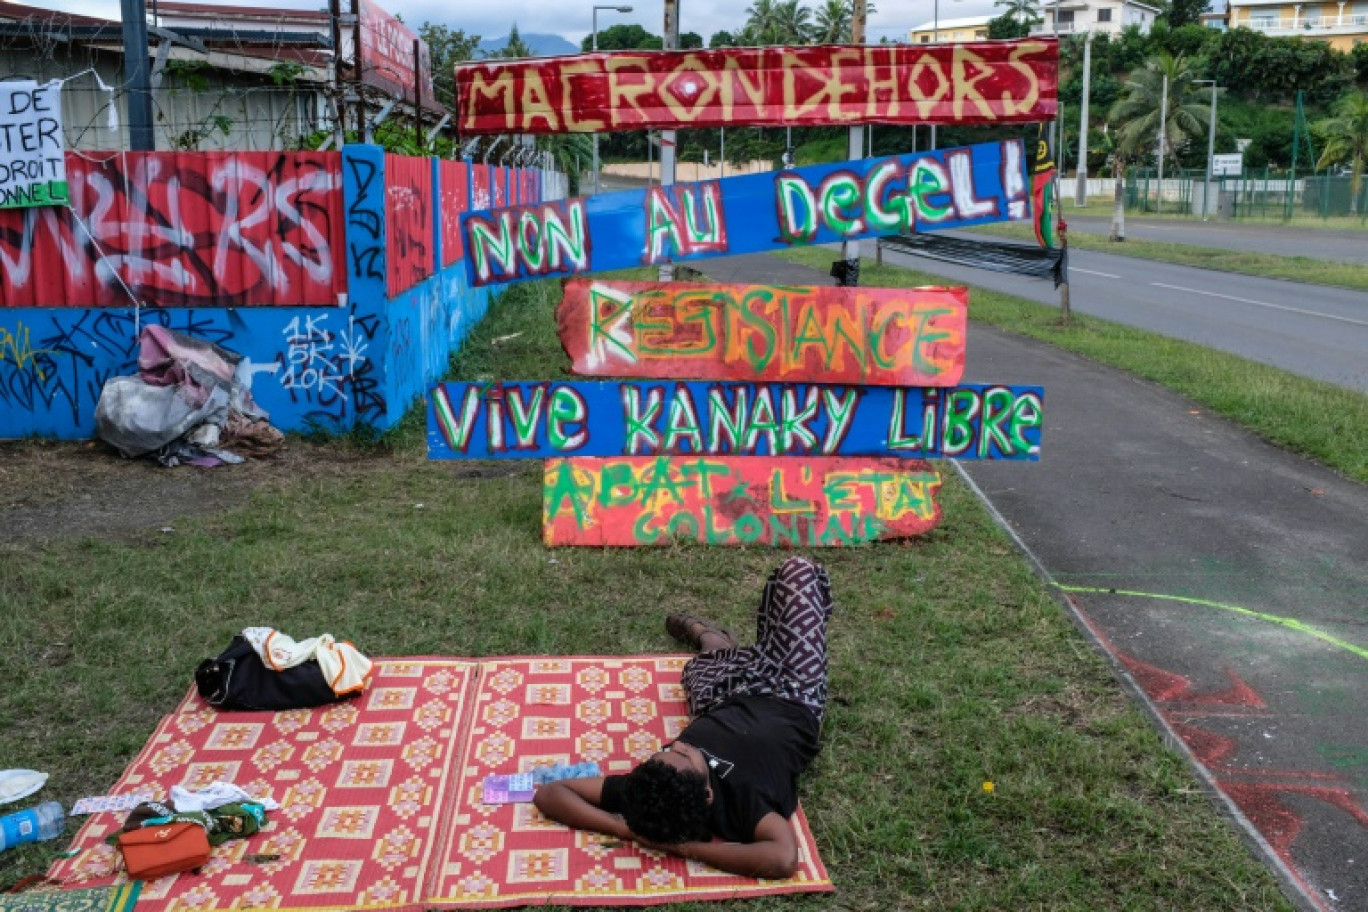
[0, 769, 48, 804]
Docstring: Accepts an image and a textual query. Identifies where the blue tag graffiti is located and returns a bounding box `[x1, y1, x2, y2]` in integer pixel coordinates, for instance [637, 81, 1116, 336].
[460, 139, 1030, 287]
[428, 379, 1044, 461]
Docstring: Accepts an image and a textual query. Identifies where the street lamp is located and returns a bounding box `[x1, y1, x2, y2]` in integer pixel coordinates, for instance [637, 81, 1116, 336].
[1193, 79, 1219, 220]
[591, 4, 633, 196]
[927, 0, 962, 150]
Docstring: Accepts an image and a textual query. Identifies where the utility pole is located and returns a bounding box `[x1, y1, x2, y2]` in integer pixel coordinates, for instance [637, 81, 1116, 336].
[929, 0, 938, 151]
[658, 0, 679, 281]
[120, 0, 154, 149]
[1194, 79, 1218, 219]
[835, 0, 866, 287]
[1074, 31, 1093, 206]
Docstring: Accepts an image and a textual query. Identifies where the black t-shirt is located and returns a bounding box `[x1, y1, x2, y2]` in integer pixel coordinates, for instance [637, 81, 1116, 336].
[601, 694, 820, 843]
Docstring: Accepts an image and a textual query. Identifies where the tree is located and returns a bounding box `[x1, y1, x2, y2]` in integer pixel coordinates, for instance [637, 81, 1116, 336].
[580, 23, 660, 52]
[485, 24, 533, 58]
[772, 0, 814, 44]
[1315, 89, 1368, 214]
[810, 0, 878, 43]
[987, 13, 1031, 39]
[1107, 52, 1214, 236]
[1164, 0, 1210, 29]
[813, 0, 851, 43]
[994, 0, 1042, 28]
[418, 23, 481, 110]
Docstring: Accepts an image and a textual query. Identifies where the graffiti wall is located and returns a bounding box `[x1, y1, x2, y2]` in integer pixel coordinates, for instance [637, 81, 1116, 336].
[0, 151, 347, 309]
[1, 146, 544, 440]
[385, 153, 435, 298]
[456, 40, 1058, 134]
[462, 140, 1029, 287]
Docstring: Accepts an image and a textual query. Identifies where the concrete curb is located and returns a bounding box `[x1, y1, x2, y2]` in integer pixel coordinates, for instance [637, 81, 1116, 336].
[952, 460, 1325, 912]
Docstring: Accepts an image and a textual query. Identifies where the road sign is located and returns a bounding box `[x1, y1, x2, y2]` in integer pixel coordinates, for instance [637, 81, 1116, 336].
[1212, 153, 1243, 176]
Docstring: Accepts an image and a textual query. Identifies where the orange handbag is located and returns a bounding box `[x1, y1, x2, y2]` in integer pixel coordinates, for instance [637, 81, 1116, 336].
[117, 822, 211, 879]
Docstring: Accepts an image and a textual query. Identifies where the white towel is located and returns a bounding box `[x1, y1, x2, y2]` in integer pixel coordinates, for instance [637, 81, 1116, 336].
[170, 781, 280, 812]
[240, 627, 373, 696]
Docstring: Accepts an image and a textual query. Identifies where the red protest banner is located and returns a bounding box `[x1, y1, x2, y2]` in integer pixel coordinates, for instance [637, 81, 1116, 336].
[557, 280, 967, 387]
[456, 40, 1057, 135]
[543, 456, 942, 547]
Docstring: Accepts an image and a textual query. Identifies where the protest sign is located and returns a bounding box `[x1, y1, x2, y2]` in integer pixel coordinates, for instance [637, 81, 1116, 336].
[0, 81, 67, 209]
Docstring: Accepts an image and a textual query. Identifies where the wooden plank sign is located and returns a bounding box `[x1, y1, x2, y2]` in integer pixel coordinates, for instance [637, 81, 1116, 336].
[461, 140, 1032, 287]
[543, 457, 941, 547]
[456, 41, 1058, 135]
[557, 280, 967, 387]
[427, 380, 1044, 461]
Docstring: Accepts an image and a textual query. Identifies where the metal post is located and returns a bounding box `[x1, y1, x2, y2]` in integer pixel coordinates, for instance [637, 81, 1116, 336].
[121, 0, 154, 149]
[590, 5, 633, 196]
[1155, 73, 1168, 214]
[658, 0, 679, 281]
[836, 0, 866, 286]
[1075, 31, 1092, 206]
[413, 37, 422, 147]
[929, 0, 938, 151]
[1195, 79, 1217, 219]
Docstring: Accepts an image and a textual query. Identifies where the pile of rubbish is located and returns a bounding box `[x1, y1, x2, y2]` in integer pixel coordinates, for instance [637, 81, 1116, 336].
[95, 326, 283, 467]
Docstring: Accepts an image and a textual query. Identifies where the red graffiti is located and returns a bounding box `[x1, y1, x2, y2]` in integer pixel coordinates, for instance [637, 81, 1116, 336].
[0, 151, 345, 308]
[439, 160, 469, 267]
[384, 154, 434, 297]
[472, 165, 493, 211]
[457, 40, 1058, 135]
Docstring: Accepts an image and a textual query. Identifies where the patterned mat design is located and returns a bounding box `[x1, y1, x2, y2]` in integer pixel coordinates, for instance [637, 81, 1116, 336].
[426, 656, 832, 907]
[46, 657, 831, 910]
[46, 660, 477, 912]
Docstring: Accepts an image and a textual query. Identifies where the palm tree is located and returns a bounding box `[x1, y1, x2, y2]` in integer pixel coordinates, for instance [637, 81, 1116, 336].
[743, 0, 783, 44]
[772, 0, 814, 44]
[811, 0, 879, 43]
[813, 0, 851, 42]
[994, 0, 1042, 28]
[1315, 90, 1368, 215]
[1107, 53, 1212, 239]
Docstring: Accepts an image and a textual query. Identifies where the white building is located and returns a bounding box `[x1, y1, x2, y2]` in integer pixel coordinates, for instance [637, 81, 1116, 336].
[908, 14, 995, 43]
[1032, 0, 1160, 35]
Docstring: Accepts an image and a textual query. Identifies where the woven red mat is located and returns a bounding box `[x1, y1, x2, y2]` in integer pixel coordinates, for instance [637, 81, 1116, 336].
[47, 656, 832, 910]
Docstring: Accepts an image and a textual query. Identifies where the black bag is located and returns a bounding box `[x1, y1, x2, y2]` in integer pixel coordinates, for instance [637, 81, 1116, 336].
[195, 635, 351, 711]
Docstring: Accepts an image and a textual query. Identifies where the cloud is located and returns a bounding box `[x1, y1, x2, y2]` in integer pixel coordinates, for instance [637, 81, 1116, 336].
[23, 0, 1006, 48]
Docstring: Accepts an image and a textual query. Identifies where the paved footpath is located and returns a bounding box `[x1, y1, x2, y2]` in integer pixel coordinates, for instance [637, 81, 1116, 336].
[700, 250, 1368, 912]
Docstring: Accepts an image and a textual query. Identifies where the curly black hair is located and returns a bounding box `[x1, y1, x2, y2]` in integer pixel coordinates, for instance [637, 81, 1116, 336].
[619, 759, 712, 844]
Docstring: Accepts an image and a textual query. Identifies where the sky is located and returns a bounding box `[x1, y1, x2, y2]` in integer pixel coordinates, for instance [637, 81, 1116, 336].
[17, 0, 1008, 47]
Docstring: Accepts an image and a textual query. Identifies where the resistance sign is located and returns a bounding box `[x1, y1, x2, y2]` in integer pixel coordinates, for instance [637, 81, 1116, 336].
[544, 456, 942, 547]
[558, 280, 967, 387]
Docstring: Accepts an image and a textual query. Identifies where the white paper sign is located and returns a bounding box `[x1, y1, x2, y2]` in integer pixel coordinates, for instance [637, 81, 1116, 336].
[0, 80, 67, 209]
[1212, 153, 1243, 177]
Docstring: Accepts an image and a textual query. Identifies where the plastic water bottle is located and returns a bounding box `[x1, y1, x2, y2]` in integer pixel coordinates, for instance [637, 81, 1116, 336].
[0, 802, 65, 852]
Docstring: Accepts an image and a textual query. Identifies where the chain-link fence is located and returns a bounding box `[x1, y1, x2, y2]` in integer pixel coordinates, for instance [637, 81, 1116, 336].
[1123, 167, 1368, 223]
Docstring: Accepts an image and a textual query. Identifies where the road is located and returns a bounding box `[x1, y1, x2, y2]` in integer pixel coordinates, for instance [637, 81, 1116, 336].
[875, 238, 1368, 395]
[1061, 215, 1368, 265]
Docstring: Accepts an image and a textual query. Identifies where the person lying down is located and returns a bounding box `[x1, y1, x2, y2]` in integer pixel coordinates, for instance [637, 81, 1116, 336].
[534, 556, 833, 879]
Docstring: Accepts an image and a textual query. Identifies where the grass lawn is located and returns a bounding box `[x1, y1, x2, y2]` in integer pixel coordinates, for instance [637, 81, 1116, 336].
[1060, 200, 1368, 232]
[780, 247, 1368, 486]
[971, 221, 1368, 292]
[0, 276, 1297, 910]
